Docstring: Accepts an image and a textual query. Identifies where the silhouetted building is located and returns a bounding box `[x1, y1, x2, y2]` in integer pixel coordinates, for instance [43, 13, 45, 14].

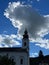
[0, 30, 49, 65]
[0, 30, 29, 65]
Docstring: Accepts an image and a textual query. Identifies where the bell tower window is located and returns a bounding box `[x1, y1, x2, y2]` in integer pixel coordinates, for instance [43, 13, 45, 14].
[24, 42, 26, 46]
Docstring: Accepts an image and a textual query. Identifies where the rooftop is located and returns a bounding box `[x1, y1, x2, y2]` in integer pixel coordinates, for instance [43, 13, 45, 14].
[0, 47, 27, 52]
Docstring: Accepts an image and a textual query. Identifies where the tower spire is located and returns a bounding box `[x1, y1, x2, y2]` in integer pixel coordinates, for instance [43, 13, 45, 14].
[22, 29, 29, 65]
[23, 29, 29, 39]
[22, 29, 29, 52]
[24, 29, 28, 34]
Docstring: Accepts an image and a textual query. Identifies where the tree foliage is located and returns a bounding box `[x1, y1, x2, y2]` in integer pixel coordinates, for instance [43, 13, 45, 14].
[0, 54, 16, 65]
[39, 50, 43, 57]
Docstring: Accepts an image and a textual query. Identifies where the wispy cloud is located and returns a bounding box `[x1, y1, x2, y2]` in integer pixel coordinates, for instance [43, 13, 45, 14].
[37, 0, 40, 2]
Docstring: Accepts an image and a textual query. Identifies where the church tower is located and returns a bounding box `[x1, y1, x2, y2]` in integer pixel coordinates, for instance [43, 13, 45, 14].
[22, 29, 29, 53]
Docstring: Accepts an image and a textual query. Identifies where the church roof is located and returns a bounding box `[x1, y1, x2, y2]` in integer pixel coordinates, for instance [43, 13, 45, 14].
[0, 47, 27, 53]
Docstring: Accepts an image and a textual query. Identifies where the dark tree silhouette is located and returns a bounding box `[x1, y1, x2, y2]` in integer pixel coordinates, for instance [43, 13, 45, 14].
[39, 50, 43, 57]
[39, 50, 44, 62]
[0, 54, 16, 65]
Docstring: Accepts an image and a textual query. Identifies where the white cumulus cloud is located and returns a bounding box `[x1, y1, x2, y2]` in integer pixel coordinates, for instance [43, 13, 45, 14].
[4, 2, 49, 49]
[30, 52, 38, 57]
[0, 34, 21, 47]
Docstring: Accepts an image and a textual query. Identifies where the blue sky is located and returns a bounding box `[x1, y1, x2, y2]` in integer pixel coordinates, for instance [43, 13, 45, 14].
[0, 0, 49, 57]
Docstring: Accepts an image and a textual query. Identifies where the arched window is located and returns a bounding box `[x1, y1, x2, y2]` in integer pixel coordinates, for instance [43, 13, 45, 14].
[20, 58, 23, 64]
[24, 42, 26, 46]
